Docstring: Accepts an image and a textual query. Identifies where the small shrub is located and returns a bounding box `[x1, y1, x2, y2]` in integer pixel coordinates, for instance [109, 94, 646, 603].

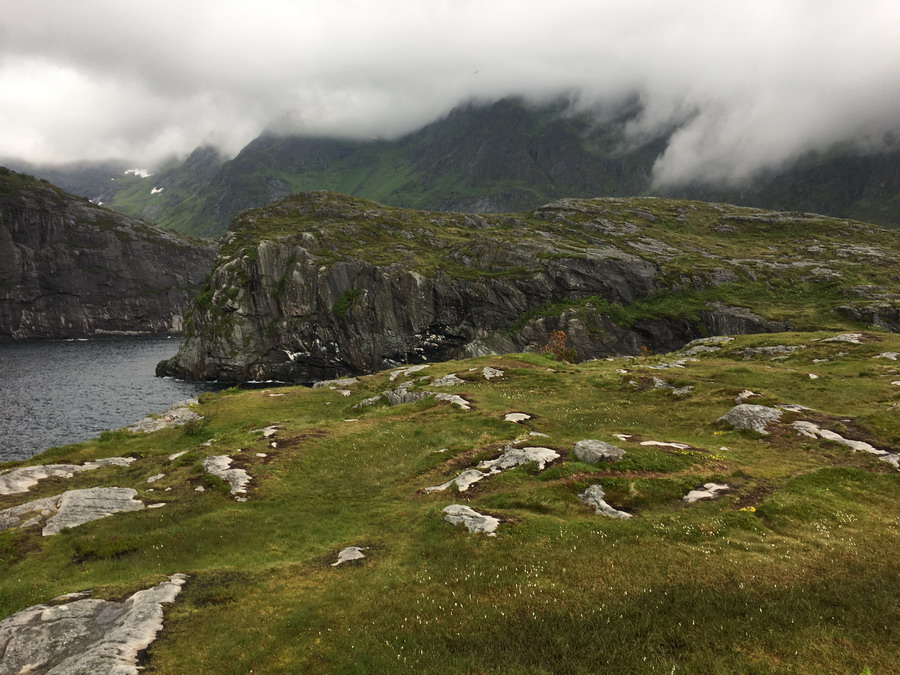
[332, 288, 363, 317]
[182, 416, 211, 437]
[540, 330, 576, 363]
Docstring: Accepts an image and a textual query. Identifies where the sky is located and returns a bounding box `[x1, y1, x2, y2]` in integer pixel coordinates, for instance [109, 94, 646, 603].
[1, 0, 899, 187]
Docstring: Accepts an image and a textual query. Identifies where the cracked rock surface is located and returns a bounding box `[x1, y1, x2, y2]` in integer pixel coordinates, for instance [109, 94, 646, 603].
[0, 487, 146, 536]
[127, 399, 201, 433]
[202, 456, 251, 495]
[718, 404, 783, 434]
[477, 446, 559, 473]
[0, 573, 187, 674]
[0, 457, 135, 496]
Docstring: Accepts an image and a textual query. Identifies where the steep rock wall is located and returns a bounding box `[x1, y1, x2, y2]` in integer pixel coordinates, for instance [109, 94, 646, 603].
[153, 192, 900, 384]
[0, 168, 216, 339]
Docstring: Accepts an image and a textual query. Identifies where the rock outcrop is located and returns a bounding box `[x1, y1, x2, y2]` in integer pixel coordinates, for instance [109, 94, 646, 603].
[0, 487, 147, 535]
[0, 167, 215, 339]
[157, 192, 898, 382]
[0, 574, 187, 674]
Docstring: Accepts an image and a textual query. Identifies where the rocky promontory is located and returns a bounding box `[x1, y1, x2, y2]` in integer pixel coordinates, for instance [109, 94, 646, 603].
[159, 191, 899, 382]
[0, 167, 216, 339]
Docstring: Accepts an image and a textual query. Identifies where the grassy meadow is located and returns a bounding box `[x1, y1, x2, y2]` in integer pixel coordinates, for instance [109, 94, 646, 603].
[1, 331, 898, 673]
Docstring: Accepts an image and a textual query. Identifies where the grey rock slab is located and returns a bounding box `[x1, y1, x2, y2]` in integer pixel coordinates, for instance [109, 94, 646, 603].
[442, 505, 499, 535]
[821, 333, 864, 344]
[683, 483, 731, 503]
[146, 474, 165, 484]
[477, 446, 559, 473]
[168, 451, 188, 461]
[777, 403, 813, 413]
[389, 364, 430, 381]
[874, 352, 899, 360]
[577, 485, 632, 519]
[504, 412, 532, 423]
[681, 344, 721, 356]
[383, 389, 431, 406]
[639, 440, 691, 449]
[742, 345, 801, 358]
[43, 488, 145, 536]
[433, 393, 472, 410]
[127, 399, 201, 433]
[880, 454, 900, 469]
[791, 421, 887, 457]
[573, 439, 625, 463]
[202, 456, 251, 495]
[430, 373, 465, 387]
[0, 573, 187, 675]
[1, 488, 146, 536]
[353, 394, 383, 409]
[682, 336, 735, 348]
[717, 404, 783, 434]
[313, 377, 359, 388]
[331, 546, 366, 566]
[425, 469, 489, 493]
[0, 457, 136, 496]
[482, 367, 504, 380]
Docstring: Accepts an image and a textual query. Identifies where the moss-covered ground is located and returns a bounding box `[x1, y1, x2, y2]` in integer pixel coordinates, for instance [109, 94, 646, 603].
[2, 332, 898, 672]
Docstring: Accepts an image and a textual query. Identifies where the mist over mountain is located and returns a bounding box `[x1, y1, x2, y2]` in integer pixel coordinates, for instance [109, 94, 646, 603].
[21, 98, 895, 238]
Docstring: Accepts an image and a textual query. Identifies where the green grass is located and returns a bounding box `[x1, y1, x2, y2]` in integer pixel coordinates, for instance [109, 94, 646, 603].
[1, 332, 898, 672]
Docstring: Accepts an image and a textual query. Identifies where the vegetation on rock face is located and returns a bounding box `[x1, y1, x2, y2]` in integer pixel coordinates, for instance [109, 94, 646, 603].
[2, 331, 899, 672]
[162, 191, 900, 382]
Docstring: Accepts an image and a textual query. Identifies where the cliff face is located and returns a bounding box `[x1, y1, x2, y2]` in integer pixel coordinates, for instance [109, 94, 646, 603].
[158, 192, 900, 383]
[0, 168, 216, 340]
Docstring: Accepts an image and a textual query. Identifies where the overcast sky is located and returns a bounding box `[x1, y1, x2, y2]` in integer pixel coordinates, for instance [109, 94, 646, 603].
[1, 0, 898, 186]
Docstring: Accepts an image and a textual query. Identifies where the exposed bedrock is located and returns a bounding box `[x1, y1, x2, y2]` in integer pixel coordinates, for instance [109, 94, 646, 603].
[156, 194, 818, 383]
[0, 168, 215, 339]
[158, 192, 895, 382]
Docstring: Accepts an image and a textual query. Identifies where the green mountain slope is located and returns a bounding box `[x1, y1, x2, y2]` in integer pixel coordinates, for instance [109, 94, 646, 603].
[99, 98, 899, 238]
[2, 331, 899, 672]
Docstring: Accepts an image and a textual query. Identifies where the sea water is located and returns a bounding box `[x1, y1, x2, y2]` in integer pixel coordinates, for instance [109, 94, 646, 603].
[0, 337, 220, 462]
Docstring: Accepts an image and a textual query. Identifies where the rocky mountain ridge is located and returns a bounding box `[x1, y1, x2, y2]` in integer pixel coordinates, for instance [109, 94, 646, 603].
[0, 167, 216, 339]
[158, 191, 900, 383]
[14, 99, 898, 238]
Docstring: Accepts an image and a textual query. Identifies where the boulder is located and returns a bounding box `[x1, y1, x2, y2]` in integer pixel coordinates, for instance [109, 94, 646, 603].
[717, 404, 783, 434]
[442, 505, 500, 535]
[572, 439, 625, 463]
[478, 446, 559, 473]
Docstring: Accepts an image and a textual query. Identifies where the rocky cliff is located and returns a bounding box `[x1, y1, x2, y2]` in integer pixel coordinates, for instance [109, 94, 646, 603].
[0, 167, 216, 340]
[159, 191, 900, 382]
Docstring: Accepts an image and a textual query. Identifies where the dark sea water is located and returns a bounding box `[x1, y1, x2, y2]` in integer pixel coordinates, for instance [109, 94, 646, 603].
[0, 337, 220, 463]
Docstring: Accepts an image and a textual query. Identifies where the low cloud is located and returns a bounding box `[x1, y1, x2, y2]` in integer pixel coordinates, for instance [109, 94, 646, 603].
[1, 0, 898, 187]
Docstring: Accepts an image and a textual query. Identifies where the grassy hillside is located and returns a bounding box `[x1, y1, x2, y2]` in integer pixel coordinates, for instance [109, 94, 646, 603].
[2, 331, 898, 672]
